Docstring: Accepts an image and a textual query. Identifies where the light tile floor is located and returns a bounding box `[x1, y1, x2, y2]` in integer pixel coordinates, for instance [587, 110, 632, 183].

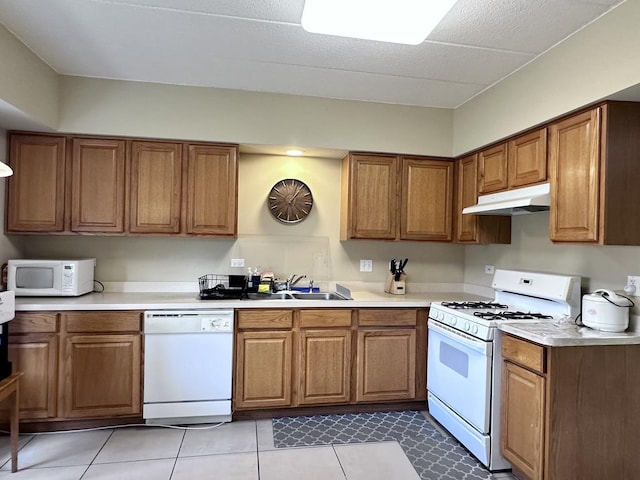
[0, 419, 518, 479]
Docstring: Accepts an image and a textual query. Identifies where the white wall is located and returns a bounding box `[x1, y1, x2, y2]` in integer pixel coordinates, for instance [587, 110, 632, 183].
[453, 0, 640, 155]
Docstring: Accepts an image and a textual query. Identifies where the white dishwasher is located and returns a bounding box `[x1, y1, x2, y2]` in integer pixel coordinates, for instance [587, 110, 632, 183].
[143, 310, 234, 425]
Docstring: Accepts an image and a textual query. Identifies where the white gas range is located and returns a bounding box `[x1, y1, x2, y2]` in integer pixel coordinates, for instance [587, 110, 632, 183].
[426, 269, 581, 472]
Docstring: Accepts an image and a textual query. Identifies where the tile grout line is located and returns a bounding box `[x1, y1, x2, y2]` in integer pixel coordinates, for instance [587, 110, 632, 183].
[330, 444, 349, 480]
[168, 427, 187, 480]
[79, 428, 115, 479]
[256, 420, 262, 480]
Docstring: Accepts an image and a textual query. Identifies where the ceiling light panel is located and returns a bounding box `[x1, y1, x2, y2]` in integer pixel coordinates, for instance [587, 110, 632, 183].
[301, 0, 457, 45]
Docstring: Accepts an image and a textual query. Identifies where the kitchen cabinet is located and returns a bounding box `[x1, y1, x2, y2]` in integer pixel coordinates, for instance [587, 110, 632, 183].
[185, 144, 238, 236]
[8, 313, 59, 420]
[234, 310, 294, 409]
[401, 157, 453, 241]
[478, 128, 547, 194]
[340, 153, 454, 241]
[455, 154, 511, 244]
[501, 334, 640, 480]
[298, 310, 352, 405]
[5, 132, 239, 237]
[234, 307, 426, 412]
[549, 102, 640, 244]
[129, 141, 183, 234]
[8, 310, 142, 423]
[6, 134, 66, 232]
[355, 309, 422, 403]
[71, 137, 126, 233]
[59, 312, 142, 419]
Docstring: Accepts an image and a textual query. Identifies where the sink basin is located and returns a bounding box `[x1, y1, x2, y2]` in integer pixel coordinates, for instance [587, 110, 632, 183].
[290, 292, 347, 300]
[244, 291, 349, 301]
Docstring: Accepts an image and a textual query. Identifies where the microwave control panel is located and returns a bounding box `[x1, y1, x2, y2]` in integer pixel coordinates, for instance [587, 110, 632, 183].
[62, 264, 75, 291]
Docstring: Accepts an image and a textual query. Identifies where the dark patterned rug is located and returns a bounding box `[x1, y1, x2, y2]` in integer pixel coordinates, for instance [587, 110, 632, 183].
[272, 410, 501, 480]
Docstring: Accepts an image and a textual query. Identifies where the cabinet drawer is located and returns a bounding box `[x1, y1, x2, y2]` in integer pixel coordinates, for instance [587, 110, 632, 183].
[299, 310, 352, 328]
[358, 309, 417, 327]
[11, 313, 58, 334]
[502, 334, 545, 374]
[237, 310, 293, 329]
[63, 312, 141, 333]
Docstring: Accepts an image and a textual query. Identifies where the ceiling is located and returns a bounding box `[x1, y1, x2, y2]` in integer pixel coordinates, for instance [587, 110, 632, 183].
[0, 0, 627, 110]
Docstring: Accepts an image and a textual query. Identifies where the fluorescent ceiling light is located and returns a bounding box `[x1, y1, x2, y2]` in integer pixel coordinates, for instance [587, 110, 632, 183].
[301, 0, 457, 45]
[0, 161, 13, 177]
[286, 149, 304, 157]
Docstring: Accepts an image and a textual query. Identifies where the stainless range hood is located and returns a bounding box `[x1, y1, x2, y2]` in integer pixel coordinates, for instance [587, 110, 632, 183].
[462, 183, 550, 216]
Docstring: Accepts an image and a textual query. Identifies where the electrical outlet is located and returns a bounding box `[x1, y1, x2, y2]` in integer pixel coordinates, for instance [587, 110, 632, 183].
[627, 275, 640, 294]
[484, 265, 495, 275]
[360, 259, 373, 272]
[230, 258, 245, 268]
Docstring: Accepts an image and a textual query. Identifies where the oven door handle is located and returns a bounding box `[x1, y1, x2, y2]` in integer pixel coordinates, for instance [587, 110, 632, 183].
[428, 320, 491, 356]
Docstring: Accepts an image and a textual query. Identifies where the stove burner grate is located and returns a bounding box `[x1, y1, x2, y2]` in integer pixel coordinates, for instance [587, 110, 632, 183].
[472, 311, 554, 321]
[440, 301, 508, 310]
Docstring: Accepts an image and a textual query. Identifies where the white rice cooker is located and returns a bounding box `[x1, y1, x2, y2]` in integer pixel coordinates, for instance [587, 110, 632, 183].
[581, 289, 634, 332]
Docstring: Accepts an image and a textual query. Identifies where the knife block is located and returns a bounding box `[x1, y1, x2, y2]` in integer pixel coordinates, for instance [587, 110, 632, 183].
[384, 273, 406, 295]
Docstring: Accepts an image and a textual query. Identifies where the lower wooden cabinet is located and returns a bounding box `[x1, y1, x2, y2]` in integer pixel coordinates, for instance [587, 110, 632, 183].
[234, 308, 424, 411]
[8, 311, 142, 423]
[501, 334, 640, 480]
[234, 330, 293, 409]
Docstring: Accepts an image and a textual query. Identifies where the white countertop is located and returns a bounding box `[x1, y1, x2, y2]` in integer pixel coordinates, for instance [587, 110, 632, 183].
[14, 287, 490, 311]
[499, 321, 640, 347]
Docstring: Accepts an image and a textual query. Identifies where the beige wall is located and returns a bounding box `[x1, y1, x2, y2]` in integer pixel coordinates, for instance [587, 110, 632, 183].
[453, 0, 640, 155]
[0, 129, 23, 263]
[464, 214, 640, 293]
[0, 25, 59, 129]
[58, 76, 453, 157]
[19, 153, 466, 285]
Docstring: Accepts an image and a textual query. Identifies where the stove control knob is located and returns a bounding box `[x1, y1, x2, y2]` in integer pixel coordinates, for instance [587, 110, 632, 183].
[450, 317, 457, 326]
[472, 325, 479, 334]
[434, 311, 442, 321]
[464, 322, 470, 331]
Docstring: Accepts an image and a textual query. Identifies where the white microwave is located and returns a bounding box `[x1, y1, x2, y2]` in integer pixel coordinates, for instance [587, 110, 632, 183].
[7, 259, 96, 297]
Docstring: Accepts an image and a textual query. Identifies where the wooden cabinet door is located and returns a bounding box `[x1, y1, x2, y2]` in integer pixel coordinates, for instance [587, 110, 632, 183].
[71, 138, 126, 233]
[129, 141, 182, 234]
[549, 108, 601, 242]
[234, 331, 292, 409]
[299, 329, 351, 405]
[478, 143, 508, 194]
[455, 155, 479, 242]
[355, 328, 416, 402]
[501, 361, 545, 480]
[8, 334, 58, 419]
[341, 154, 398, 240]
[508, 128, 547, 188]
[60, 333, 141, 418]
[400, 158, 453, 241]
[186, 144, 237, 236]
[6, 134, 66, 232]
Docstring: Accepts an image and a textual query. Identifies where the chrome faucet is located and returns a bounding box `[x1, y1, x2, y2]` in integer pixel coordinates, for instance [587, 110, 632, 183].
[285, 274, 306, 291]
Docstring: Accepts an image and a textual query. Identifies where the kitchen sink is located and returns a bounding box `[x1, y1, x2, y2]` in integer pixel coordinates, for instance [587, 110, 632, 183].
[244, 291, 349, 301]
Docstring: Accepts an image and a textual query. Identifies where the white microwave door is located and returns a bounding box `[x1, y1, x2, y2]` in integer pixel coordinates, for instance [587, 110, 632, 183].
[15, 267, 55, 289]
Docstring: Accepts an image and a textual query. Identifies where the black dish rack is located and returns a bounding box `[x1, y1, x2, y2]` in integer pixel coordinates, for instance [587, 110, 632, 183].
[199, 274, 247, 300]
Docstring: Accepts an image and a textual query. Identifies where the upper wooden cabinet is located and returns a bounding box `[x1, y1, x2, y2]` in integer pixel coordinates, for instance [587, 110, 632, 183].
[401, 157, 453, 241]
[549, 102, 640, 244]
[341, 153, 398, 240]
[5, 132, 239, 237]
[185, 144, 238, 236]
[478, 128, 547, 194]
[341, 153, 454, 241]
[129, 141, 183, 234]
[455, 155, 511, 244]
[71, 138, 126, 233]
[6, 134, 66, 232]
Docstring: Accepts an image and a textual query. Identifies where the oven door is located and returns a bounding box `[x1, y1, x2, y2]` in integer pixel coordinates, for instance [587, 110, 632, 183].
[427, 319, 493, 433]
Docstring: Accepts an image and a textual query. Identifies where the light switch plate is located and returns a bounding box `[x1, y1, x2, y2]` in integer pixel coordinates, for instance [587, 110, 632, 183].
[231, 258, 245, 268]
[360, 260, 373, 272]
